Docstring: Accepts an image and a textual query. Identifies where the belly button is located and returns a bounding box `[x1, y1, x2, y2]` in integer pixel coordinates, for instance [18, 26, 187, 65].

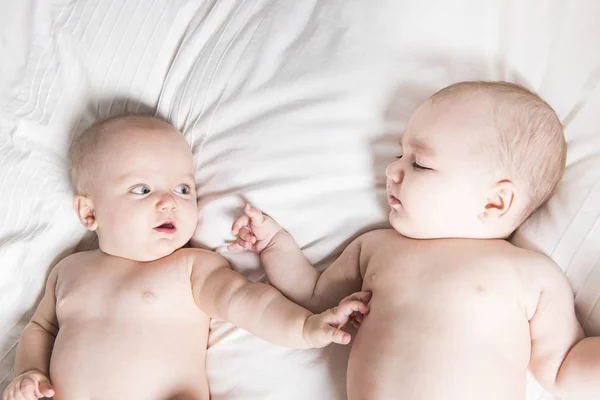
[143, 291, 157, 303]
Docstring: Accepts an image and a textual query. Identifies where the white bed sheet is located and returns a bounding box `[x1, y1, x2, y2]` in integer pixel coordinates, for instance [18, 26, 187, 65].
[1, 1, 600, 399]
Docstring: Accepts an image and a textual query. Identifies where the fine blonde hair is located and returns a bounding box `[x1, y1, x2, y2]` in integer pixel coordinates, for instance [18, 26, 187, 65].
[69, 115, 173, 194]
[432, 81, 566, 223]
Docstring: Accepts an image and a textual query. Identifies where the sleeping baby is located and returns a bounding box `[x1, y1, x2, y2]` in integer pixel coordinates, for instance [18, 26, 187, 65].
[2, 115, 370, 400]
[229, 81, 600, 399]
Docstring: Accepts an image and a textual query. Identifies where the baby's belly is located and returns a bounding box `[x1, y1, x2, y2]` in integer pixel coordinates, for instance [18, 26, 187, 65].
[347, 301, 530, 400]
[50, 318, 209, 400]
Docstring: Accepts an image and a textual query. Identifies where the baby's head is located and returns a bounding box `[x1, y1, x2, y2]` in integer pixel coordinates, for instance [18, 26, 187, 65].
[70, 115, 198, 261]
[386, 81, 566, 239]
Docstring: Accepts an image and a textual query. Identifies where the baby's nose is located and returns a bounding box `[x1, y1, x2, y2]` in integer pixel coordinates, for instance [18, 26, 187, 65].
[385, 160, 404, 183]
[157, 194, 177, 211]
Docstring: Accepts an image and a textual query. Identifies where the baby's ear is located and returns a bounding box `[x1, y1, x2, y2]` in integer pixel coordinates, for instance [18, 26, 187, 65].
[482, 180, 516, 221]
[73, 195, 98, 231]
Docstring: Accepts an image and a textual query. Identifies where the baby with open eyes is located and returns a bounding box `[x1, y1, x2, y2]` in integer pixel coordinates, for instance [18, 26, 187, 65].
[230, 81, 600, 399]
[3, 115, 370, 400]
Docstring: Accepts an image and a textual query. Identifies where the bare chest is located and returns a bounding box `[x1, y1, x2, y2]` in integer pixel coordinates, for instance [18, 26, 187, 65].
[55, 261, 202, 323]
[364, 246, 523, 309]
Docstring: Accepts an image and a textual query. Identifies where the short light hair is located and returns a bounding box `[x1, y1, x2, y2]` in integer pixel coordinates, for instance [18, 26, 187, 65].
[432, 81, 566, 224]
[69, 115, 173, 194]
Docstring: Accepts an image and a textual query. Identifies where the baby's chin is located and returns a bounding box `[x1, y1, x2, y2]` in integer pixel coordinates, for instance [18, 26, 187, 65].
[388, 212, 420, 239]
[99, 239, 189, 262]
[388, 211, 451, 240]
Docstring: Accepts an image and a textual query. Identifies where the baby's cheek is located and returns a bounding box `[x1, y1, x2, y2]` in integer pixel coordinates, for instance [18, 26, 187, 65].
[181, 205, 199, 235]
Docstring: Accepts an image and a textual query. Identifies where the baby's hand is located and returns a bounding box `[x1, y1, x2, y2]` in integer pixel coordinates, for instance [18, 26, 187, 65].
[228, 204, 283, 253]
[2, 370, 54, 400]
[302, 291, 371, 348]
[342, 291, 372, 329]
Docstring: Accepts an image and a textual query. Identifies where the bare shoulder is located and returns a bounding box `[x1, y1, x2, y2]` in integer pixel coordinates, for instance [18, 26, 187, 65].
[359, 228, 399, 241]
[356, 228, 404, 251]
[506, 244, 567, 285]
[52, 249, 99, 276]
[174, 248, 231, 276]
[503, 243, 572, 318]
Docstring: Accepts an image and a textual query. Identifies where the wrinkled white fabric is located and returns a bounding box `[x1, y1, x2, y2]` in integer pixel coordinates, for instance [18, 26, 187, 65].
[1, 1, 599, 399]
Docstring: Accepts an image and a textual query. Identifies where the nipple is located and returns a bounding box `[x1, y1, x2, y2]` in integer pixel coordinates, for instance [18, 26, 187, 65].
[143, 291, 157, 303]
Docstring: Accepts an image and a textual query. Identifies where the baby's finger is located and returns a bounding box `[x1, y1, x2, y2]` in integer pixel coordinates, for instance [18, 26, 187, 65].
[227, 242, 246, 253]
[337, 300, 369, 317]
[355, 312, 364, 323]
[236, 236, 253, 251]
[15, 392, 30, 400]
[239, 227, 257, 244]
[244, 204, 265, 226]
[37, 380, 54, 398]
[342, 291, 372, 304]
[19, 379, 36, 399]
[329, 327, 351, 345]
[230, 237, 253, 252]
[231, 215, 250, 235]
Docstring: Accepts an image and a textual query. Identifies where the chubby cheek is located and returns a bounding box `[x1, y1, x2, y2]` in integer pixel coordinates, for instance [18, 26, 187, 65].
[178, 201, 199, 239]
[400, 177, 429, 211]
[403, 179, 451, 220]
[100, 201, 146, 238]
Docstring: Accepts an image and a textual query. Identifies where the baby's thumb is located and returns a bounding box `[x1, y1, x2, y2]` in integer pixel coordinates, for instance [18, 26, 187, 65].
[36, 378, 54, 398]
[245, 204, 265, 225]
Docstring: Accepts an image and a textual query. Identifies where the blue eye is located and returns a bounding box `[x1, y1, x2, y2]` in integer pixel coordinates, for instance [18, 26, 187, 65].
[130, 185, 151, 195]
[175, 184, 191, 195]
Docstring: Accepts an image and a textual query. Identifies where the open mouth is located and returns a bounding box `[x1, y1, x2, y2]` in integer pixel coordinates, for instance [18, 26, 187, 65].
[154, 222, 177, 234]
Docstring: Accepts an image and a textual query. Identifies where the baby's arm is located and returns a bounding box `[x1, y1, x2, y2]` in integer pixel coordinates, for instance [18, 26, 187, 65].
[3, 267, 59, 400]
[186, 249, 369, 349]
[228, 204, 365, 312]
[528, 258, 600, 399]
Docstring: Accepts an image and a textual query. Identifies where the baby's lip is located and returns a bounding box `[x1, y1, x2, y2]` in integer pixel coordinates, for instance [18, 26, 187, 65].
[154, 220, 177, 233]
[387, 189, 401, 206]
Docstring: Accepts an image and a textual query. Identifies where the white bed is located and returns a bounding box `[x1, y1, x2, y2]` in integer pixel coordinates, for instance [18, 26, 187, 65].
[1, 1, 599, 399]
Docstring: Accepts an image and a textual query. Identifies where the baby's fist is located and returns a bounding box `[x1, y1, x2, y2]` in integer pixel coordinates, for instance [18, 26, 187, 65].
[2, 370, 54, 400]
[228, 204, 283, 253]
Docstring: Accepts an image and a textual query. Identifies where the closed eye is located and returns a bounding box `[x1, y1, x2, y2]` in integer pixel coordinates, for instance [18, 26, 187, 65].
[412, 161, 430, 171]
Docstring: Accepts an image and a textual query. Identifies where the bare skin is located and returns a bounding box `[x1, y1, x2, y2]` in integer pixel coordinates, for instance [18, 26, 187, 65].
[229, 85, 600, 399]
[14, 248, 366, 400]
[3, 116, 370, 400]
[231, 208, 599, 400]
[42, 250, 211, 400]
[343, 232, 576, 400]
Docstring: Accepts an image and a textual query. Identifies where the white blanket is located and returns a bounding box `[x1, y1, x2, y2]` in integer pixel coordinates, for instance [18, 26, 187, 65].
[1, 1, 599, 399]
